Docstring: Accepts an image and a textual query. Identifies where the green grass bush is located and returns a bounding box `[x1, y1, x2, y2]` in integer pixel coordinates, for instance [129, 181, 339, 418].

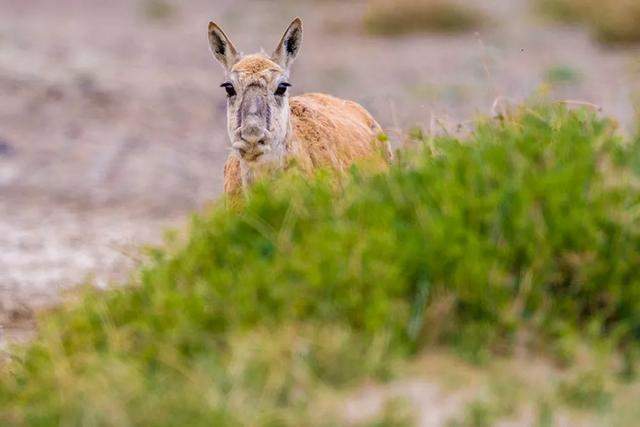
[1, 104, 640, 425]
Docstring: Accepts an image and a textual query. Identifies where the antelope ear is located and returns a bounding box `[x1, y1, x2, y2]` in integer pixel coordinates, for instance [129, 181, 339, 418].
[208, 22, 239, 70]
[272, 18, 303, 70]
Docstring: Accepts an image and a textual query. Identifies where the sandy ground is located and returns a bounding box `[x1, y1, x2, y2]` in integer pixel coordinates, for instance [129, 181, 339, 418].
[0, 0, 639, 350]
[0, 199, 174, 344]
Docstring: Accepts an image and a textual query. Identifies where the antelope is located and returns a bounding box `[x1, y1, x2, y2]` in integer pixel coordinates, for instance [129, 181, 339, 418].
[207, 18, 391, 196]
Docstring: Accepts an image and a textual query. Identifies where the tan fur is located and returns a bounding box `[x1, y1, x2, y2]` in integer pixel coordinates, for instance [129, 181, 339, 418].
[232, 55, 282, 76]
[223, 93, 389, 195]
[223, 152, 243, 196]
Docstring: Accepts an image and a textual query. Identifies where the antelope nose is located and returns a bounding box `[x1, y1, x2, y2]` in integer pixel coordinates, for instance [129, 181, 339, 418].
[240, 123, 265, 144]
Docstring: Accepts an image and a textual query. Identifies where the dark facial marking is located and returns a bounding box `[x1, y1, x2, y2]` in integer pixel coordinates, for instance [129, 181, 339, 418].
[238, 87, 268, 130]
[221, 82, 236, 97]
[265, 102, 271, 131]
[236, 102, 242, 129]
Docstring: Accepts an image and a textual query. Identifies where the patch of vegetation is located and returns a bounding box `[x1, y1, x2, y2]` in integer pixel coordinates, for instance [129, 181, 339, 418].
[2, 104, 640, 424]
[544, 65, 582, 86]
[364, 0, 485, 36]
[448, 380, 522, 426]
[535, 0, 586, 23]
[536, 398, 556, 427]
[449, 400, 498, 427]
[589, 1, 640, 44]
[139, 0, 177, 22]
[558, 371, 612, 410]
[368, 398, 414, 427]
[535, 0, 640, 44]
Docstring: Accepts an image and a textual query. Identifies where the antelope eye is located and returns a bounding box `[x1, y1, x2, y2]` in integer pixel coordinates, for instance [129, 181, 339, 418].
[275, 82, 291, 96]
[220, 82, 236, 97]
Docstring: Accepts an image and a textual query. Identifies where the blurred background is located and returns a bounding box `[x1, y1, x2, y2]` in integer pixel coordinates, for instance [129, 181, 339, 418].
[1, 0, 640, 338]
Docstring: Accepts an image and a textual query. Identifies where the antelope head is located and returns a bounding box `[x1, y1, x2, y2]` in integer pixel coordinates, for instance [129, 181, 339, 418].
[208, 18, 303, 165]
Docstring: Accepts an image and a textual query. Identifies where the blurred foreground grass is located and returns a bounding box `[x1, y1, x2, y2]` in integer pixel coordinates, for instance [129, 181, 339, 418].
[2, 104, 640, 425]
[536, 0, 640, 43]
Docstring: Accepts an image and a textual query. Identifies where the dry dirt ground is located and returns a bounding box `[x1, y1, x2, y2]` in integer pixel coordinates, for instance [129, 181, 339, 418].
[1, 0, 640, 424]
[1, 0, 640, 350]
